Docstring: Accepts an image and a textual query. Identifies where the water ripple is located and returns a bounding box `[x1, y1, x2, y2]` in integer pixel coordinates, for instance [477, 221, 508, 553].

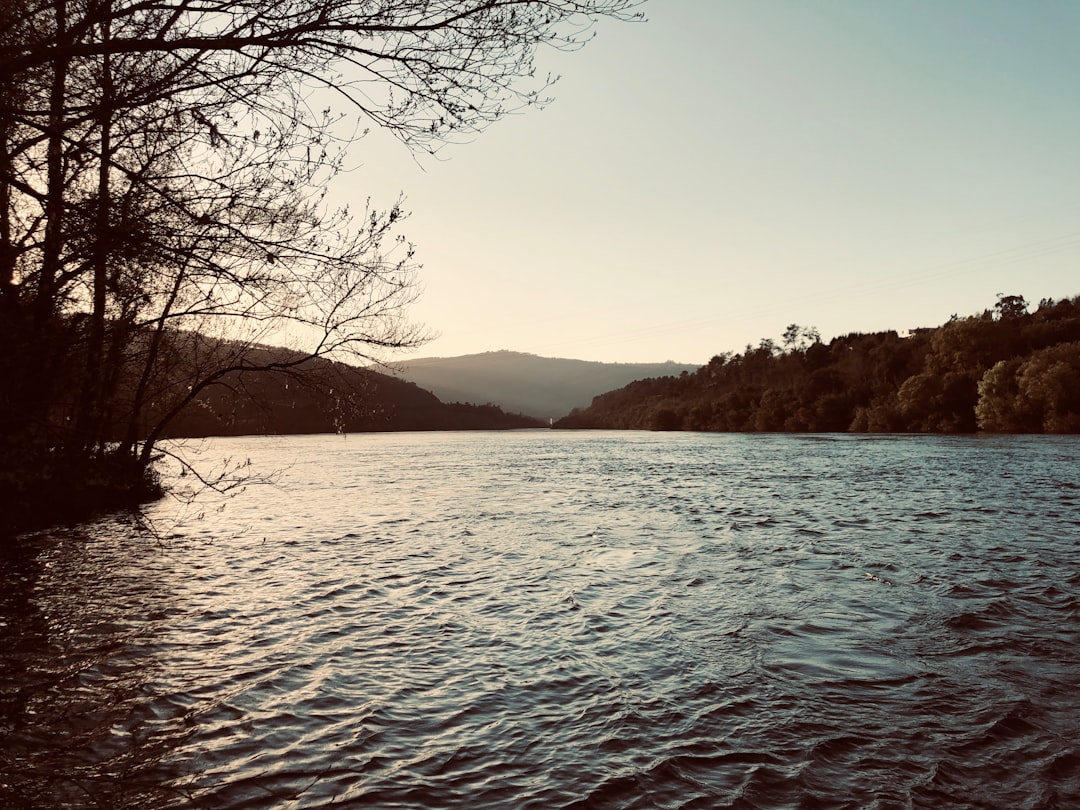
[2, 432, 1079, 808]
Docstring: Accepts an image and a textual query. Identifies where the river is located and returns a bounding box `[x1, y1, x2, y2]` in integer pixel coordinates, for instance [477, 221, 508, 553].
[2, 431, 1078, 808]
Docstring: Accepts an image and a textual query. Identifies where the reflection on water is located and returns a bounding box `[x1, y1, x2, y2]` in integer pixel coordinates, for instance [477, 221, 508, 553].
[0, 523, 198, 807]
[2, 431, 1080, 808]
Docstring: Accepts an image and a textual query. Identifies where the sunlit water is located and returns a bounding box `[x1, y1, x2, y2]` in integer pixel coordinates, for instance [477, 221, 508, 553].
[2, 431, 1079, 808]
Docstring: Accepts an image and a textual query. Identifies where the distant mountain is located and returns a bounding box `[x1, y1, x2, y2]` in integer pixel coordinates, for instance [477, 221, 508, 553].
[152, 345, 544, 438]
[387, 351, 701, 420]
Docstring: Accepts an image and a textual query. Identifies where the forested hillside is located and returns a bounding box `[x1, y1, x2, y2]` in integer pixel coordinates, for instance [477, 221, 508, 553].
[392, 351, 699, 419]
[2, 335, 539, 533]
[157, 345, 543, 438]
[555, 295, 1080, 434]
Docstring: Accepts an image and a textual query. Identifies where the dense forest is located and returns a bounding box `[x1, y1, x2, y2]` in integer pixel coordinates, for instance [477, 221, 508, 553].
[555, 295, 1080, 434]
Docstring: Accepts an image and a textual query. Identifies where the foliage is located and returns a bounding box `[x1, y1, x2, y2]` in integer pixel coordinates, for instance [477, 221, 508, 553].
[977, 342, 1080, 433]
[556, 295, 1080, 435]
[0, 0, 641, 530]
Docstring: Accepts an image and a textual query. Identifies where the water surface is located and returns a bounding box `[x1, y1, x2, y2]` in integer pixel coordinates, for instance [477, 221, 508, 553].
[2, 431, 1079, 808]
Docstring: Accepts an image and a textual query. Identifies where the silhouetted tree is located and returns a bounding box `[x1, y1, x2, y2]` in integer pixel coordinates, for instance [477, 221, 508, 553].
[995, 293, 1029, 320]
[0, 0, 643, 530]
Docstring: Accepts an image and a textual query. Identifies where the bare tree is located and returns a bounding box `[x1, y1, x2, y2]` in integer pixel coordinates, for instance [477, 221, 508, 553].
[0, 0, 643, 528]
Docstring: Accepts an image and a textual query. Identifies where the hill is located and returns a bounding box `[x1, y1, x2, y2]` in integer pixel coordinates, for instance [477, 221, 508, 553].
[154, 346, 543, 437]
[3, 338, 541, 535]
[387, 351, 700, 420]
[554, 295, 1080, 434]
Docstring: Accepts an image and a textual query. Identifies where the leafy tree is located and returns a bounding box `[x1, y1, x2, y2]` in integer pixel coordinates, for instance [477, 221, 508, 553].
[994, 293, 1029, 320]
[1019, 342, 1080, 432]
[782, 323, 821, 353]
[976, 358, 1031, 432]
[979, 343, 1080, 433]
[558, 295, 1080, 436]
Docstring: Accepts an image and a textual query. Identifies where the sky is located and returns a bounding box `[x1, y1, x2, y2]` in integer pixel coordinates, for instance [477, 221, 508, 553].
[339, 0, 1080, 365]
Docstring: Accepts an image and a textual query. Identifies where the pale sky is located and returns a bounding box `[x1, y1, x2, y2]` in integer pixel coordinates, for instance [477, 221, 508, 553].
[339, 0, 1080, 365]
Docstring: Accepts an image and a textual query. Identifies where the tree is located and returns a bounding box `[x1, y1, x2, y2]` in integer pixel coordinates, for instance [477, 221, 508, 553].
[979, 343, 1080, 433]
[0, 0, 644, 531]
[1018, 342, 1080, 432]
[781, 323, 820, 353]
[994, 293, 1028, 320]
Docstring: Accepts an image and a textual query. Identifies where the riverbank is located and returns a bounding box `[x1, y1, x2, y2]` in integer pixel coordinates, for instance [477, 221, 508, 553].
[0, 453, 163, 537]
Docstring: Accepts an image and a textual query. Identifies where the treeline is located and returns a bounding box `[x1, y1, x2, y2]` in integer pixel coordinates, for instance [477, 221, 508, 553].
[555, 295, 1080, 434]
